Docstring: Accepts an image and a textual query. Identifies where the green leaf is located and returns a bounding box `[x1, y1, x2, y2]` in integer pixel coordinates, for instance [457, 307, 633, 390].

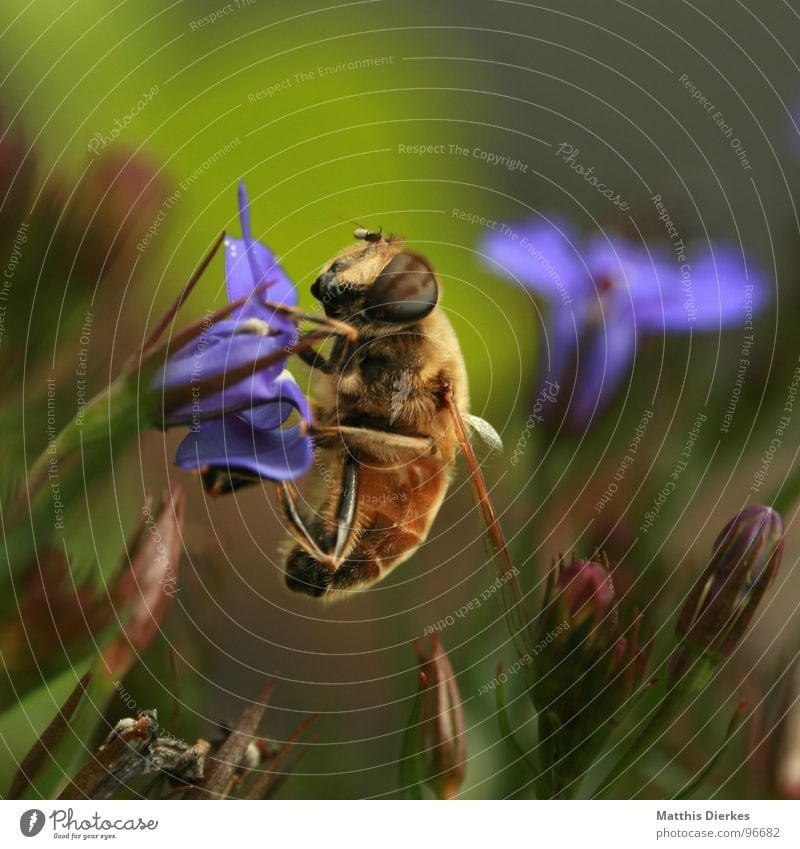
[672, 700, 748, 800]
[494, 663, 537, 777]
[772, 461, 800, 516]
[0, 659, 94, 797]
[398, 672, 428, 800]
[7, 672, 92, 797]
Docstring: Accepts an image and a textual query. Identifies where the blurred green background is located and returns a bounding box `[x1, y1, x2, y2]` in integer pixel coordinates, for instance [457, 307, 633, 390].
[2, 0, 800, 799]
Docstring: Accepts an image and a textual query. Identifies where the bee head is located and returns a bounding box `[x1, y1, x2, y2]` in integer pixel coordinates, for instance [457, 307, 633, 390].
[311, 235, 439, 325]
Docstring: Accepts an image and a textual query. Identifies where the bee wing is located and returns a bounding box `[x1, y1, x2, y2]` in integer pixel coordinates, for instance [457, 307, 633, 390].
[444, 390, 535, 661]
[464, 414, 503, 458]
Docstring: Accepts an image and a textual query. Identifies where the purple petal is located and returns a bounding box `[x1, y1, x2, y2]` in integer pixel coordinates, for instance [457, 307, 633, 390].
[242, 370, 311, 430]
[238, 179, 253, 242]
[164, 371, 288, 429]
[540, 301, 586, 389]
[226, 183, 297, 322]
[584, 233, 671, 301]
[175, 417, 313, 481]
[224, 235, 297, 320]
[156, 328, 289, 426]
[480, 217, 593, 301]
[158, 327, 286, 389]
[569, 297, 638, 428]
[633, 246, 770, 331]
[239, 180, 266, 297]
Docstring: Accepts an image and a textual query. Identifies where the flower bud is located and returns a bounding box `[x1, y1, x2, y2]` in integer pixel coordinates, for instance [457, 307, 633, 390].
[102, 488, 184, 679]
[555, 556, 615, 622]
[531, 554, 651, 795]
[0, 116, 36, 228]
[65, 152, 166, 282]
[672, 506, 783, 679]
[414, 635, 466, 799]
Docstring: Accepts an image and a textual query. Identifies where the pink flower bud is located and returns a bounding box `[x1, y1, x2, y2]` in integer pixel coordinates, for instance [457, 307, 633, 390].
[556, 557, 615, 621]
[414, 635, 466, 800]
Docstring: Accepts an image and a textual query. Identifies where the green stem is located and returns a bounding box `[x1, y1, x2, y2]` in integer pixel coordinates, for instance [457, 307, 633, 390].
[771, 457, 800, 515]
[21, 376, 142, 512]
[594, 652, 718, 797]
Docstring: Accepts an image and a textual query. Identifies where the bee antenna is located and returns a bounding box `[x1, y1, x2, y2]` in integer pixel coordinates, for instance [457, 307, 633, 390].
[354, 225, 383, 242]
[334, 216, 384, 242]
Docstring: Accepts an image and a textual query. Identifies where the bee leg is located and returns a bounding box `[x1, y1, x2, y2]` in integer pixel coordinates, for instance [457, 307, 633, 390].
[278, 459, 362, 597]
[311, 425, 438, 464]
[296, 346, 332, 372]
[329, 558, 381, 594]
[284, 548, 332, 597]
[275, 481, 328, 561]
[277, 483, 334, 597]
[331, 457, 360, 562]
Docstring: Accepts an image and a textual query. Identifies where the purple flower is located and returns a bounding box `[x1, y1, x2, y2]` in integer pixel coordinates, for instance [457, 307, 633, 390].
[480, 218, 769, 427]
[159, 181, 312, 486]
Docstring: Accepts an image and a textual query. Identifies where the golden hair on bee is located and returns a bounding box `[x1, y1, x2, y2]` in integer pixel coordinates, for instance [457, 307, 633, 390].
[275, 231, 470, 600]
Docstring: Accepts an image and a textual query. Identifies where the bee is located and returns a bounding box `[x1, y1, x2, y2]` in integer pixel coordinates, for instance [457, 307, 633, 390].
[277, 228, 499, 600]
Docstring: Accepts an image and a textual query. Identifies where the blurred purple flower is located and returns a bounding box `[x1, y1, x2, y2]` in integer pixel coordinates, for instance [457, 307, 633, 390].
[159, 181, 312, 488]
[480, 218, 769, 427]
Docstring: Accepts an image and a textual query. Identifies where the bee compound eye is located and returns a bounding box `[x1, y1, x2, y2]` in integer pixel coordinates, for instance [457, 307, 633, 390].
[363, 252, 439, 323]
[311, 269, 345, 303]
